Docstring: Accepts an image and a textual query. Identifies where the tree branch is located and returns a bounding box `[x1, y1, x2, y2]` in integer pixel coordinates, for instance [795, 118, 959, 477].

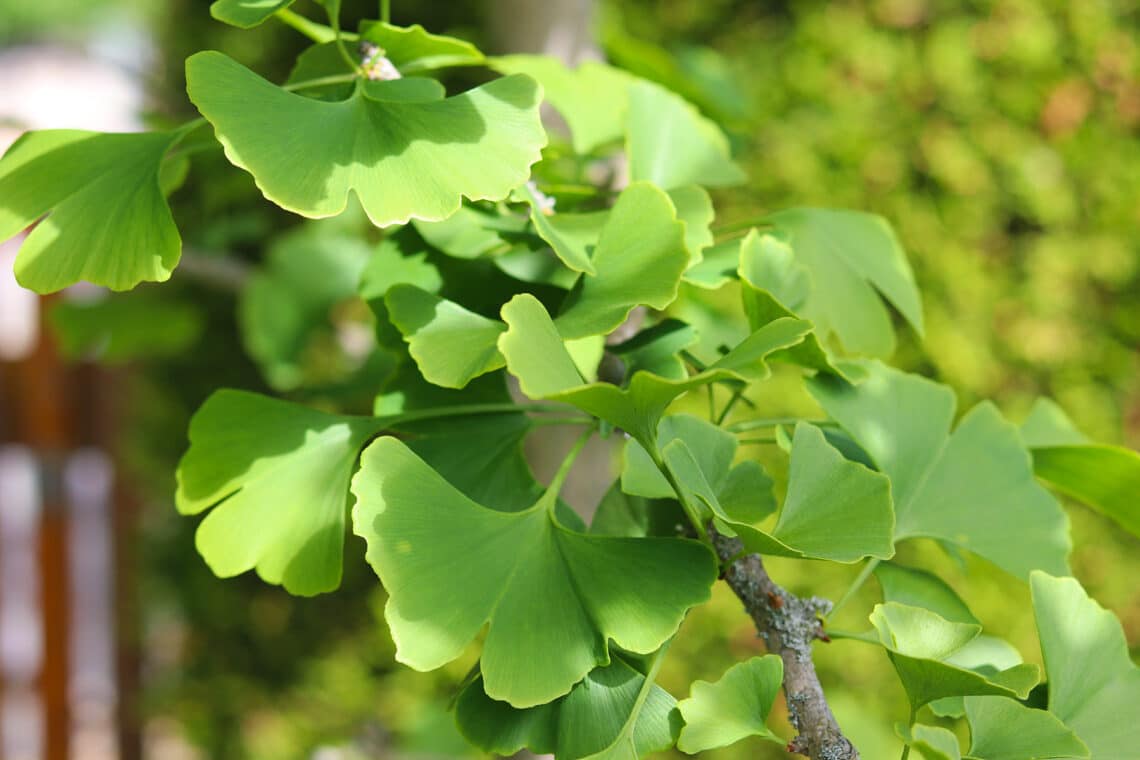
[711, 529, 859, 759]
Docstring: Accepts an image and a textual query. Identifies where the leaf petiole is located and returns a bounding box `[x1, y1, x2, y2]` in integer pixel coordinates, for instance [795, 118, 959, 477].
[274, 8, 340, 44]
[380, 0, 391, 24]
[542, 426, 596, 513]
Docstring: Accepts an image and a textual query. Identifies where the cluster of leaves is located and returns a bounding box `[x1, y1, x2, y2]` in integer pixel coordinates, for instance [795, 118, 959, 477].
[4, 1, 1138, 757]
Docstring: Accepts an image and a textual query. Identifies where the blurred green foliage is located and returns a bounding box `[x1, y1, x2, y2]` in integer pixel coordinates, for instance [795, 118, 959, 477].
[9, 0, 1137, 757]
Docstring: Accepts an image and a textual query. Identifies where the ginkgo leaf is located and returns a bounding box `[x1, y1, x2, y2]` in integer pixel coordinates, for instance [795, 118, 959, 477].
[684, 238, 740, 289]
[357, 21, 484, 73]
[491, 54, 634, 154]
[738, 229, 847, 377]
[867, 603, 1039, 711]
[808, 361, 1071, 579]
[175, 390, 386, 596]
[676, 655, 783, 753]
[1019, 399, 1140, 540]
[762, 208, 924, 357]
[626, 80, 746, 189]
[928, 635, 1028, 718]
[185, 51, 545, 227]
[0, 129, 185, 293]
[522, 183, 596, 274]
[555, 182, 689, 339]
[963, 696, 1089, 760]
[499, 293, 810, 446]
[350, 437, 717, 707]
[385, 284, 505, 388]
[609, 320, 699, 381]
[875, 563, 979, 626]
[50, 291, 203, 363]
[358, 226, 443, 348]
[240, 225, 372, 390]
[622, 414, 775, 524]
[669, 185, 715, 266]
[1031, 572, 1140, 759]
[663, 423, 894, 563]
[210, 0, 294, 28]
[412, 205, 522, 260]
[898, 724, 962, 760]
[455, 657, 681, 759]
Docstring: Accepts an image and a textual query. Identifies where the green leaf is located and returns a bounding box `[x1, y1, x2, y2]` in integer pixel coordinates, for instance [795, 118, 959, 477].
[499, 293, 810, 446]
[522, 183, 596, 274]
[555, 182, 689, 339]
[589, 481, 688, 539]
[963, 696, 1089, 760]
[626, 80, 745, 189]
[350, 437, 717, 707]
[622, 414, 775, 524]
[668, 185, 715, 266]
[50, 291, 203, 363]
[868, 603, 1039, 711]
[808, 361, 1071, 579]
[412, 205, 522, 260]
[763, 209, 924, 357]
[209, 0, 294, 28]
[738, 229, 847, 377]
[239, 226, 371, 391]
[663, 422, 894, 562]
[0, 129, 184, 293]
[358, 226, 443, 348]
[357, 21, 484, 73]
[898, 724, 962, 760]
[491, 55, 634, 154]
[1018, 399, 1140, 540]
[929, 635, 1028, 718]
[1031, 572, 1140, 758]
[609, 319, 699, 381]
[875, 563, 979, 626]
[676, 655, 784, 753]
[185, 51, 545, 226]
[684, 238, 739, 289]
[385, 284, 505, 388]
[455, 657, 681, 759]
[175, 390, 385, 596]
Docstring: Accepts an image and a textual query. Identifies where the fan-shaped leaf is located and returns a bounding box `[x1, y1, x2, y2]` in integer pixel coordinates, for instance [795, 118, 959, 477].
[491, 55, 634, 154]
[350, 437, 717, 706]
[385, 284, 505, 388]
[185, 51, 545, 227]
[210, 0, 294, 28]
[1019, 399, 1140, 540]
[0, 129, 185, 293]
[662, 423, 893, 562]
[175, 390, 386, 596]
[1031, 572, 1140, 758]
[808, 361, 1071, 579]
[626, 81, 745, 189]
[875, 563, 979, 626]
[898, 724, 962, 760]
[499, 293, 810, 446]
[963, 696, 1088, 760]
[868, 603, 1039, 711]
[676, 655, 783, 753]
[456, 657, 681, 759]
[761, 209, 923, 357]
[555, 182, 689, 339]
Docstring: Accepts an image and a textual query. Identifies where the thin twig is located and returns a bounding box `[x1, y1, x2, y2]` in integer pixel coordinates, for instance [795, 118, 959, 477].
[711, 527, 860, 760]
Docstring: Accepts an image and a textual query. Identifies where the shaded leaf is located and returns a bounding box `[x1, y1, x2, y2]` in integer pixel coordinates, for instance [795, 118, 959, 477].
[186, 51, 545, 226]
[358, 226, 443, 348]
[875, 563, 979, 626]
[0, 129, 184, 293]
[609, 319, 699, 381]
[455, 657, 680, 759]
[210, 0, 294, 28]
[684, 237, 739, 289]
[385, 284, 505, 388]
[175, 390, 386, 595]
[763, 209, 923, 356]
[897, 724, 962, 760]
[1031, 572, 1140, 759]
[350, 438, 717, 706]
[240, 226, 371, 390]
[668, 185, 715, 266]
[357, 21, 484, 73]
[50, 291, 202, 363]
[676, 655, 783, 753]
[809, 361, 1071, 579]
